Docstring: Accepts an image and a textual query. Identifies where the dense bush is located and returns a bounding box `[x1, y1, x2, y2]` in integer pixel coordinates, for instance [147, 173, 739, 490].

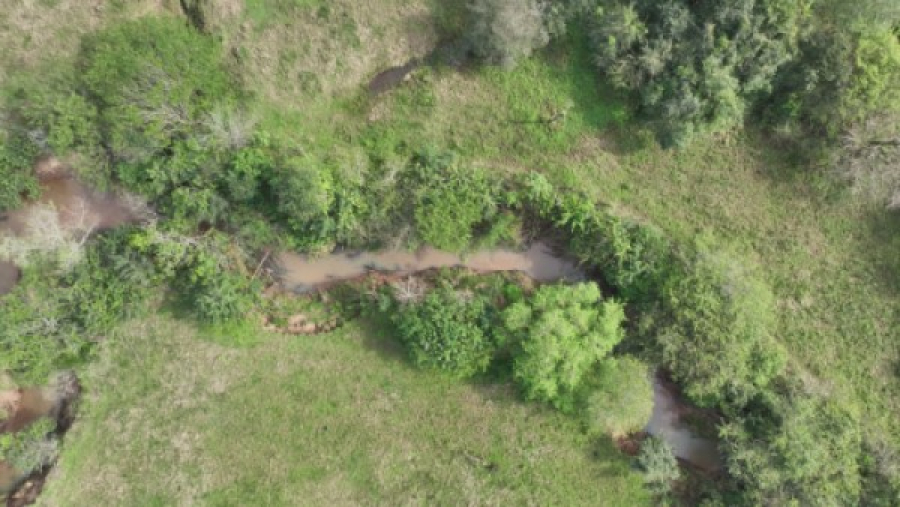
[126, 226, 257, 323]
[767, 23, 900, 139]
[583, 356, 653, 437]
[466, 0, 553, 69]
[392, 286, 496, 378]
[77, 17, 237, 164]
[271, 155, 335, 249]
[0, 134, 40, 212]
[658, 243, 785, 409]
[518, 172, 671, 302]
[5, 17, 266, 234]
[721, 395, 863, 505]
[62, 237, 156, 334]
[405, 151, 499, 252]
[502, 282, 624, 412]
[637, 435, 680, 496]
[588, 0, 805, 147]
[0, 270, 91, 384]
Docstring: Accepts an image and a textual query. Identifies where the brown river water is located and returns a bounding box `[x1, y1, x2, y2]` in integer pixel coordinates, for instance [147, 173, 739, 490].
[276, 241, 585, 292]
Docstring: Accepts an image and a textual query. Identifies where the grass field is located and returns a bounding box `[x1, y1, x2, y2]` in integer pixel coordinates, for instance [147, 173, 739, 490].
[40, 317, 648, 506]
[6, 0, 900, 503]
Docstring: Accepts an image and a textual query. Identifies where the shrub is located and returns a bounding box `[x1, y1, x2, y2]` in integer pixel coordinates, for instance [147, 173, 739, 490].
[638, 436, 680, 496]
[518, 172, 671, 302]
[126, 226, 257, 323]
[271, 156, 334, 250]
[466, 0, 552, 69]
[584, 356, 653, 437]
[503, 282, 625, 412]
[63, 240, 155, 335]
[658, 243, 785, 409]
[392, 286, 496, 378]
[0, 135, 40, 212]
[766, 25, 900, 148]
[0, 418, 58, 474]
[191, 270, 257, 324]
[721, 395, 863, 505]
[589, 0, 805, 147]
[0, 270, 90, 384]
[406, 151, 498, 252]
[77, 17, 236, 164]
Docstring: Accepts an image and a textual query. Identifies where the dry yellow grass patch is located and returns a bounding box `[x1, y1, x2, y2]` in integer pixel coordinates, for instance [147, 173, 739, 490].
[206, 0, 438, 105]
[0, 0, 179, 76]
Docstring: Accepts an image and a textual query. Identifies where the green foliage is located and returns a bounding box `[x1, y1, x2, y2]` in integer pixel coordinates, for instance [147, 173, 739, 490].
[78, 17, 236, 164]
[768, 26, 900, 139]
[721, 395, 862, 505]
[584, 356, 653, 437]
[518, 172, 670, 302]
[272, 156, 335, 250]
[637, 435, 680, 496]
[62, 237, 155, 335]
[0, 418, 58, 474]
[0, 270, 91, 384]
[0, 134, 40, 212]
[125, 226, 257, 323]
[466, 0, 552, 69]
[392, 286, 496, 378]
[659, 243, 785, 409]
[406, 151, 499, 252]
[589, 0, 806, 146]
[502, 282, 624, 412]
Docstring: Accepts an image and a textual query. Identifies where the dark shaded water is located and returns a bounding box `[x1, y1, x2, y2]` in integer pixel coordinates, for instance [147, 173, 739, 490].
[647, 374, 722, 470]
[367, 59, 420, 95]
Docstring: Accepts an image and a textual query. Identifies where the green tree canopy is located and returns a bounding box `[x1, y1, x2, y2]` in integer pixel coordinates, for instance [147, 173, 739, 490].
[659, 243, 785, 409]
[392, 286, 496, 378]
[589, 0, 806, 147]
[584, 356, 654, 437]
[503, 282, 625, 411]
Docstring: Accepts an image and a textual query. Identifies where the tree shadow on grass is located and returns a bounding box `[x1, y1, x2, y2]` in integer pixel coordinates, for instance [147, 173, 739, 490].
[356, 315, 411, 364]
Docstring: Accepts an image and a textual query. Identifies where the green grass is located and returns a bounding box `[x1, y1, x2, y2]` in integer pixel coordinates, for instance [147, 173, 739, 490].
[10, 0, 900, 500]
[41, 317, 648, 506]
[244, 0, 328, 29]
